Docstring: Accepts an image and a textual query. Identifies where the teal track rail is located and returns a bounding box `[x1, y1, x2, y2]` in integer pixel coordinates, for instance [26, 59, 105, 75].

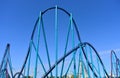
[0, 6, 120, 78]
[111, 50, 120, 77]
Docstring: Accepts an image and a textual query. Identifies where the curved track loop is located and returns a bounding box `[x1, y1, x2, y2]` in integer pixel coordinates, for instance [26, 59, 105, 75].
[2, 6, 117, 78]
[82, 42, 109, 78]
[18, 6, 109, 78]
[42, 42, 109, 78]
[18, 6, 82, 78]
[111, 50, 120, 77]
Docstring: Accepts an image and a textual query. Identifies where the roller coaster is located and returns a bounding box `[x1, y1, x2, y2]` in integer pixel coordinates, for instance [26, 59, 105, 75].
[0, 6, 120, 78]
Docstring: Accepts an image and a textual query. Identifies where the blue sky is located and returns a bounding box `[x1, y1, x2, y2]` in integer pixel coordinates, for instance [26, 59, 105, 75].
[0, 0, 120, 76]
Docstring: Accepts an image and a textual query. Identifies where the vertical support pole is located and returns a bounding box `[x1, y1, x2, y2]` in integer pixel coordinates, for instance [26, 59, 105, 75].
[116, 59, 118, 77]
[8, 45, 14, 78]
[24, 63, 26, 76]
[1, 45, 8, 78]
[78, 46, 85, 78]
[84, 46, 90, 77]
[64, 14, 76, 77]
[65, 21, 78, 76]
[118, 60, 120, 77]
[89, 47, 95, 78]
[71, 13, 76, 78]
[27, 40, 32, 78]
[41, 13, 53, 77]
[81, 61, 85, 78]
[3, 49, 9, 78]
[97, 56, 101, 77]
[55, 5, 58, 78]
[60, 11, 71, 78]
[34, 12, 41, 78]
[111, 51, 113, 78]
[65, 56, 74, 76]
[78, 48, 81, 78]
[6, 59, 8, 78]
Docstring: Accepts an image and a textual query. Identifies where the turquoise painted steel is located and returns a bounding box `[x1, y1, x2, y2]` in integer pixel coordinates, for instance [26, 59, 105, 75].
[26, 40, 32, 78]
[0, 44, 13, 78]
[89, 46, 95, 78]
[55, 5, 58, 78]
[34, 12, 41, 78]
[84, 45, 90, 78]
[71, 13, 77, 78]
[111, 50, 120, 77]
[32, 40, 47, 74]
[60, 12, 71, 78]
[1, 6, 120, 78]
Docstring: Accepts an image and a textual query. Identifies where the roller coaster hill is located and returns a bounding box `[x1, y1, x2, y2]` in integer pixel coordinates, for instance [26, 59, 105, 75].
[0, 6, 120, 78]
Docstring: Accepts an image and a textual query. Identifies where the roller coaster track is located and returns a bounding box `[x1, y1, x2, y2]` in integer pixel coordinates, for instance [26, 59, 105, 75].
[0, 6, 120, 78]
[111, 50, 120, 77]
[17, 6, 82, 78]
[42, 42, 109, 78]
